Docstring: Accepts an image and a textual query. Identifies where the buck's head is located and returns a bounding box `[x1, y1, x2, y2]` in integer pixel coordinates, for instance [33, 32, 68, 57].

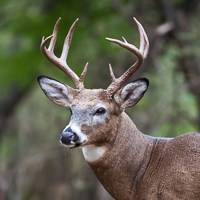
[38, 18, 149, 148]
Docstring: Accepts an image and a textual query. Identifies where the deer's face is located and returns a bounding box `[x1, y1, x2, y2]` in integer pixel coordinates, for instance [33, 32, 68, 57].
[38, 76, 148, 148]
[62, 88, 120, 148]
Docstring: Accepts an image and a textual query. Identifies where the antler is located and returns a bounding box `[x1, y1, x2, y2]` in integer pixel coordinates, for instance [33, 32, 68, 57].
[106, 17, 149, 98]
[40, 18, 88, 89]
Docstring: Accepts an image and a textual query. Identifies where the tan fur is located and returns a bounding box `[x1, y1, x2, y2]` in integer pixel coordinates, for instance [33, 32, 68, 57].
[38, 81, 200, 200]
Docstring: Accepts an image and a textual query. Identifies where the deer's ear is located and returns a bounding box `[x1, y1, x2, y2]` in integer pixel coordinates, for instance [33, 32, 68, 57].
[114, 78, 149, 110]
[37, 76, 74, 107]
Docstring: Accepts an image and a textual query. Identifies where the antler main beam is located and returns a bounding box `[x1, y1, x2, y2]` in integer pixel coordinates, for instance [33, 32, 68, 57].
[40, 18, 88, 89]
[106, 17, 149, 98]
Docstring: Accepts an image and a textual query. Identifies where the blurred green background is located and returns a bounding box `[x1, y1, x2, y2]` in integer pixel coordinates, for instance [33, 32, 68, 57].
[0, 0, 200, 199]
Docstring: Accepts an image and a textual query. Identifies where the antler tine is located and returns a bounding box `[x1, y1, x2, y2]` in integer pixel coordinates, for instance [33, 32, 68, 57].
[133, 17, 149, 58]
[60, 18, 79, 61]
[79, 62, 89, 82]
[109, 63, 116, 81]
[49, 17, 61, 52]
[106, 18, 149, 98]
[40, 18, 86, 89]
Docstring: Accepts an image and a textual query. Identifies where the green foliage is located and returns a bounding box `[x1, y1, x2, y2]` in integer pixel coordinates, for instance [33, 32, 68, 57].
[0, 137, 17, 161]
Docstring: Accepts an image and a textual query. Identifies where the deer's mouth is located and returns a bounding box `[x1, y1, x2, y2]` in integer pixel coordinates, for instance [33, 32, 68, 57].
[60, 138, 87, 149]
[69, 140, 87, 149]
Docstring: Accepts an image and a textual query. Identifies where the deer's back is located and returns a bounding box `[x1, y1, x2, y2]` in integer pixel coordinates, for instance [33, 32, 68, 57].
[137, 132, 200, 200]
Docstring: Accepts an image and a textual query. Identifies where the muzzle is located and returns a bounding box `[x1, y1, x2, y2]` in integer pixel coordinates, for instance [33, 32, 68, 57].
[60, 127, 80, 146]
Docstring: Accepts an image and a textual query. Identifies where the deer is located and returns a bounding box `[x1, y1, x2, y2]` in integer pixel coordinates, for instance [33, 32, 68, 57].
[37, 17, 200, 200]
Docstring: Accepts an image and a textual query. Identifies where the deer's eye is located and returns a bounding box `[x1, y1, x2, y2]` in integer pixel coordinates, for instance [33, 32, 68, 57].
[95, 107, 106, 115]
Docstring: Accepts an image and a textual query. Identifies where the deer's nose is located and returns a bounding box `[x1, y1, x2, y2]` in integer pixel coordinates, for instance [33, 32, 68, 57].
[60, 127, 79, 145]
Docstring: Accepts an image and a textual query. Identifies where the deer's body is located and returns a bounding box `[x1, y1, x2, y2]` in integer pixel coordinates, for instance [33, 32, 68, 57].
[38, 18, 200, 200]
[85, 112, 200, 200]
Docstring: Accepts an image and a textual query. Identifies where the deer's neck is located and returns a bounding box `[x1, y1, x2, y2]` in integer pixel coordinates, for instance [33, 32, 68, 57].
[82, 112, 155, 200]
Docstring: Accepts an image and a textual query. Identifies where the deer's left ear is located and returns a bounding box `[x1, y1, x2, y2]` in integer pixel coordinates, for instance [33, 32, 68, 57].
[37, 76, 75, 107]
[114, 78, 149, 110]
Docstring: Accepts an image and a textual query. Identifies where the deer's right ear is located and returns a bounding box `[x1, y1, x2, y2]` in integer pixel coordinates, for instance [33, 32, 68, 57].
[114, 78, 149, 110]
[37, 76, 74, 107]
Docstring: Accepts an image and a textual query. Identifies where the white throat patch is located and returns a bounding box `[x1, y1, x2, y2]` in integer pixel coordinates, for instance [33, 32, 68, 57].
[82, 145, 106, 162]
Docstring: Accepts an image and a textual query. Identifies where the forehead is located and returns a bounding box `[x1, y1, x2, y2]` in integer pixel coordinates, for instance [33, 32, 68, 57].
[71, 88, 109, 107]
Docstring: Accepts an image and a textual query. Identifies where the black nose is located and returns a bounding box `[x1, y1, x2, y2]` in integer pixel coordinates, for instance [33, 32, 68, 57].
[60, 127, 79, 145]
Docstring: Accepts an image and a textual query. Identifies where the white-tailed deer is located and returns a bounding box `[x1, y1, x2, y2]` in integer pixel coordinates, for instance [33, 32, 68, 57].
[37, 18, 200, 200]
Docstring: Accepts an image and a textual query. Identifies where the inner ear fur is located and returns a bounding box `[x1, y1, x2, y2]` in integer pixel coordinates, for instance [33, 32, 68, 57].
[114, 78, 149, 110]
[37, 75, 75, 107]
